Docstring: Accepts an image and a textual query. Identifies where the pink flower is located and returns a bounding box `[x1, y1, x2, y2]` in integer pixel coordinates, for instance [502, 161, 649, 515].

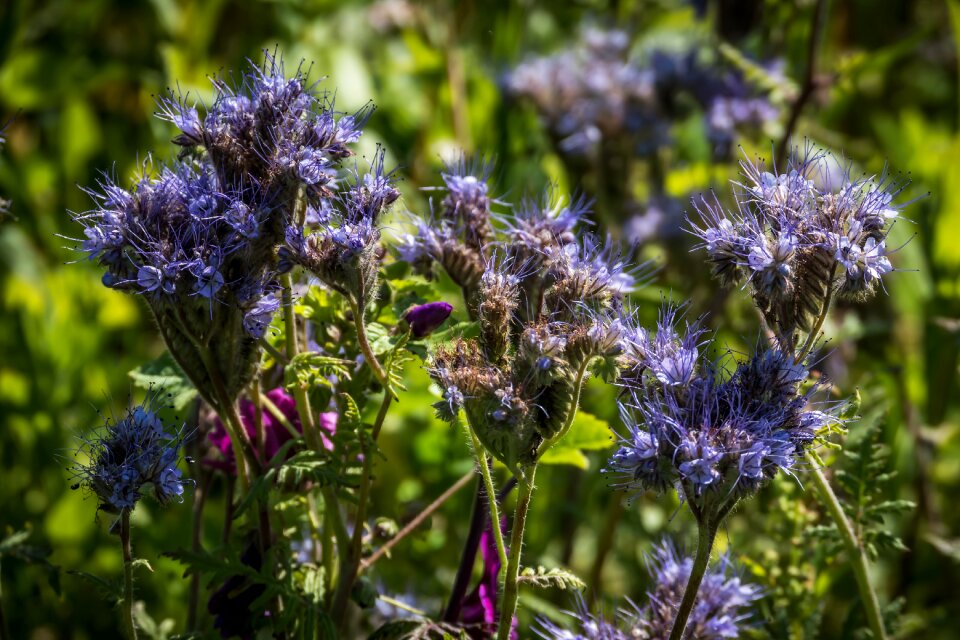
[461, 518, 517, 639]
[206, 388, 337, 474]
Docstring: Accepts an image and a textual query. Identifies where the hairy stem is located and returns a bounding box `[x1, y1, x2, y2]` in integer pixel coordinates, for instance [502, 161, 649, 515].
[466, 425, 507, 569]
[497, 464, 537, 640]
[361, 470, 474, 573]
[282, 275, 321, 451]
[120, 510, 138, 640]
[668, 518, 718, 640]
[806, 452, 888, 640]
[331, 389, 393, 628]
[349, 298, 397, 400]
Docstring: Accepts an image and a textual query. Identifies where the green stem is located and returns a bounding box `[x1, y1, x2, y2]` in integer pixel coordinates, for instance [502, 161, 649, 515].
[497, 464, 537, 640]
[330, 389, 393, 627]
[536, 360, 590, 457]
[120, 510, 138, 640]
[260, 393, 302, 441]
[321, 486, 349, 600]
[349, 298, 397, 400]
[806, 452, 888, 640]
[466, 424, 507, 569]
[282, 275, 321, 451]
[668, 518, 718, 640]
[250, 379, 266, 461]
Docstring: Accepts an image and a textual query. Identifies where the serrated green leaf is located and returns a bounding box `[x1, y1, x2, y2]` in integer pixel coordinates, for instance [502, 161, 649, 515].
[517, 566, 586, 591]
[129, 351, 198, 413]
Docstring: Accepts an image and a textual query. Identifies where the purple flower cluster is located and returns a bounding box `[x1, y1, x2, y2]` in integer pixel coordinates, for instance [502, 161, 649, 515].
[281, 149, 400, 304]
[633, 541, 761, 639]
[505, 28, 781, 160]
[536, 541, 760, 640]
[606, 303, 839, 506]
[70, 399, 187, 513]
[420, 162, 644, 470]
[690, 148, 906, 342]
[71, 53, 372, 401]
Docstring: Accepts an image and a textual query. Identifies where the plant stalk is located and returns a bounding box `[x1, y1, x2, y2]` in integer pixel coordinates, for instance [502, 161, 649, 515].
[668, 518, 718, 640]
[466, 425, 507, 569]
[120, 510, 138, 640]
[497, 464, 537, 640]
[806, 452, 888, 640]
[331, 389, 393, 627]
[361, 470, 474, 573]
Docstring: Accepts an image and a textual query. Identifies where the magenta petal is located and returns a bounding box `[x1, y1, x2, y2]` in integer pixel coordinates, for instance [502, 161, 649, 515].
[405, 301, 453, 338]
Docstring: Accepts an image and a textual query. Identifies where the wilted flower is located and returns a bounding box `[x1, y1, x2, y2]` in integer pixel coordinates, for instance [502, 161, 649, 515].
[70, 397, 188, 513]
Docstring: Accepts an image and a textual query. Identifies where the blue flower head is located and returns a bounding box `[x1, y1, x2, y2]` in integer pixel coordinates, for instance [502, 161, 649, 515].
[280, 148, 400, 304]
[72, 52, 373, 401]
[606, 305, 840, 513]
[690, 146, 910, 340]
[629, 540, 762, 640]
[70, 396, 189, 514]
[536, 541, 761, 640]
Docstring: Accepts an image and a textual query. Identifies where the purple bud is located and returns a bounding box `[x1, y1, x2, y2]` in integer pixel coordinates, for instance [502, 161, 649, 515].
[404, 301, 453, 338]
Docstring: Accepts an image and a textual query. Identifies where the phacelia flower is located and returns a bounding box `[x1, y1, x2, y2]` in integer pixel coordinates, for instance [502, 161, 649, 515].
[607, 305, 841, 512]
[70, 52, 370, 404]
[536, 541, 760, 640]
[630, 541, 761, 639]
[690, 147, 908, 345]
[70, 397, 188, 513]
[280, 148, 400, 305]
[416, 162, 647, 471]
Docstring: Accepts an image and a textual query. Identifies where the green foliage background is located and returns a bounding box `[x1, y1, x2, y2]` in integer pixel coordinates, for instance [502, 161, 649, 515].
[0, 0, 959, 638]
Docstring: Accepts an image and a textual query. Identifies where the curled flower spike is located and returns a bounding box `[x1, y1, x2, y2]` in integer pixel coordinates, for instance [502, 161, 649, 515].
[690, 146, 910, 348]
[630, 541, 762, 640]
[398, 155, 496, 296]
[606, 306, 842, 515]
[281, 148, 400, 305]
[71, 52, 370, 404]
[70, 396, 189, 514]
[536, 542, 760, 640]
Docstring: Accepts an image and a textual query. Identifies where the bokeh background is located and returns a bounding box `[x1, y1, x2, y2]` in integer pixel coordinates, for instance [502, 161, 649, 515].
[1, 0, 959, 638]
